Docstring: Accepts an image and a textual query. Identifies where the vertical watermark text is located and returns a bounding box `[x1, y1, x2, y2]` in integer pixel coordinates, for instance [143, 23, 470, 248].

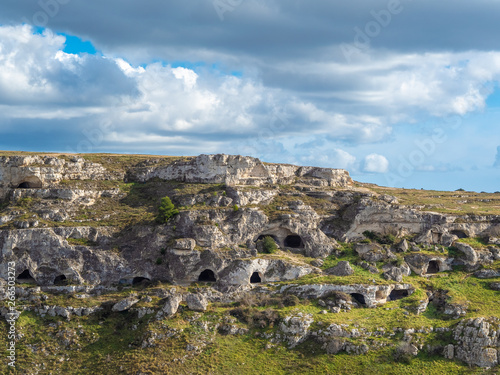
[6, 262, 17, 368]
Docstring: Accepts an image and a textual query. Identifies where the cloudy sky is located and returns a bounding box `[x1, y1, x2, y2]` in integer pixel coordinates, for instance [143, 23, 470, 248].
[0, 1, 499, 191]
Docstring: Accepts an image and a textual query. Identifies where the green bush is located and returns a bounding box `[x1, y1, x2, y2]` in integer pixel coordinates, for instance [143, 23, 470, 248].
[262, 236, 278, 254]
[233, 204, 239, 212]
[155, 257, 163, 265]
[156, 196, 179, 223]
[282, 294, 300, 307]
[362, 230, 396, 245]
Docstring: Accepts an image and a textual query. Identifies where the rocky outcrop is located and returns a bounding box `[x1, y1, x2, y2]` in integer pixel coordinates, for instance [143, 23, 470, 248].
[127, 154, 353, 187]
[404, 253, 452, 276]
[0, 155, 120, 200]
[453, 317, 499, 368]
[279, 313, 314, 348]
[280, 283, 415, 307]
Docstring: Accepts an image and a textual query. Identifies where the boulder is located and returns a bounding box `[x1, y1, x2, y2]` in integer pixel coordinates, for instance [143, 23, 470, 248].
[443, 302, 468, 319]
[354, 243, 394, 263]
[474, 269, 500, 279]
[186, 293, 208, 312]
[159, 294, 182, 317]
[325, 339, 345, 354]
[383, 267, 403, 282]
[112, 297, 139, 312]
[489, 282, 500, 291]
[455, 243, 478, 265]
[396, 239, 409, 252]
[325, 261, 354, 276]
[443, 344, 454, 359]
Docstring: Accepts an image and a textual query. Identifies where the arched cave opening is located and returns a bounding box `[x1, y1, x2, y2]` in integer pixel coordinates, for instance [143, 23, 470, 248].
[451, 230, 468, 239]
[284, 235, 304, 248]
[132, 277, 151, 285]
[250, 272, 262, 284]
[198, 269, 217, 282]
[350, 293, 366, 307]
[427, 260, 440, 274]
[17, 269, 35, 282]
[16, 176, 43, 189]
[388, 289, 409, 301]
[54, 274, 68, 285]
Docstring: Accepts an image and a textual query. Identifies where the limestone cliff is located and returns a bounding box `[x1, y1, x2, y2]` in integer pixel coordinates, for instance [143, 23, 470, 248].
[0, 152, 499, 372]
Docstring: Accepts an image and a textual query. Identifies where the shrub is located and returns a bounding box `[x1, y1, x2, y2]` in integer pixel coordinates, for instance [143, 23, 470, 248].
[229, 307, 279, 328]
[363, 231, 378, 241]
[362, 230, 396, 245]
[233, 204, 239, 212]
[156, 196, 179, 223]
[155, 258, 163, 265]
[262, 236, 278, 254]
[393, 342, 415, 364]
[282, 294, 300, 307]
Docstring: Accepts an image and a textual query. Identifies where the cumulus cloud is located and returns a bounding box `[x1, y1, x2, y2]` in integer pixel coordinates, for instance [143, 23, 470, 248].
[0, 24, 412, 154]
[363, 154, 389, 173]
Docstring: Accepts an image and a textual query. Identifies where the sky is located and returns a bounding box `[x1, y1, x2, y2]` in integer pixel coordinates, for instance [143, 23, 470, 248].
[0, 1, 499, 192]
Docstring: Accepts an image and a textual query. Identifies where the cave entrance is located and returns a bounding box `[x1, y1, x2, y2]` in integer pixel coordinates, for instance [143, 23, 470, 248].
[350, 293, 366, 307]
[427, 260, 440, 274]
[132, 277, 151, 285]
[284, 235, 304, 248]
[54, 275, 68, 285]
[388, 289, 409, 301]
[16, 176, 43, 189]
[451, 230, 468, 239]
[250, 272, 262, 284]
[17, 269, 35, 283]
[198, 269, 216, 282]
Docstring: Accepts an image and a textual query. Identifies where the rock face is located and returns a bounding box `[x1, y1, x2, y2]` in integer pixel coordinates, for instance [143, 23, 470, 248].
[280, 283, 415, 307]
[279, 313, 314, 348]
[126, 154, 353, 188]
[0, 155, 120, 200]
[453, 317, 499, 368]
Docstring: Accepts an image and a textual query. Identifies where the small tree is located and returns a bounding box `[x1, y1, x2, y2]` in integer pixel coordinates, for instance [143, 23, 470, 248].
[262, 236, 278, 254]
[157, 196, 179, 223]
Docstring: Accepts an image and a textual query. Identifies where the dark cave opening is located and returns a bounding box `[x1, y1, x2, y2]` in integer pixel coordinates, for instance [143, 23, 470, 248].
[284, 235, 304, 248]
[250, 272, 262, 284]
[198, 269, 216, 282]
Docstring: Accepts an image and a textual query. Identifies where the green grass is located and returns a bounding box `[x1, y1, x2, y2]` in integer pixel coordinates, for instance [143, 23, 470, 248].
[368, 186, 500, 216]
[67, 238, 98, 247]
[456, 237, 489, 249]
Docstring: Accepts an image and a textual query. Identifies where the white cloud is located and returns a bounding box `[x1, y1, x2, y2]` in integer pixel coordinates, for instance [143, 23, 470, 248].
[363, 154, 389, 173]
[2, 24, 500, 166]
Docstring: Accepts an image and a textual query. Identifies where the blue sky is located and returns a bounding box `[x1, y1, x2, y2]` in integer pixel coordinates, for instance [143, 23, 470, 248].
[0, 1, 499, 192]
